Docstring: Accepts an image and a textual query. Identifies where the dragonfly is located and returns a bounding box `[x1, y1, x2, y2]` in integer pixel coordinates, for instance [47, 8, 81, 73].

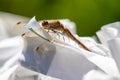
[41, 20, 90, 51]
[16, 20, 90, 51]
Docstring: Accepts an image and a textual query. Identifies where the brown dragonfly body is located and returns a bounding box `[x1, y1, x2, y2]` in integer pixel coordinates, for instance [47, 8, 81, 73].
[41, 20, 90, 51]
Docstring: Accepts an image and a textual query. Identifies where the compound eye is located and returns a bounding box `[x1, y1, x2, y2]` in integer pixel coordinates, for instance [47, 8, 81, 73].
[42, 20, 48, 26]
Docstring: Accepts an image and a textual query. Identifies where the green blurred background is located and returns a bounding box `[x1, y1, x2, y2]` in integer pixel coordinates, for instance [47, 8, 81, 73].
[0, 0, 120, 36]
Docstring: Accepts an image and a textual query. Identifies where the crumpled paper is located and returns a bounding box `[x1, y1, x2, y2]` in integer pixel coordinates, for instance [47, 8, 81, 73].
[84, 22, 120, 80]
[0, 12, 120, 80]
[96, 22, 120, 71]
